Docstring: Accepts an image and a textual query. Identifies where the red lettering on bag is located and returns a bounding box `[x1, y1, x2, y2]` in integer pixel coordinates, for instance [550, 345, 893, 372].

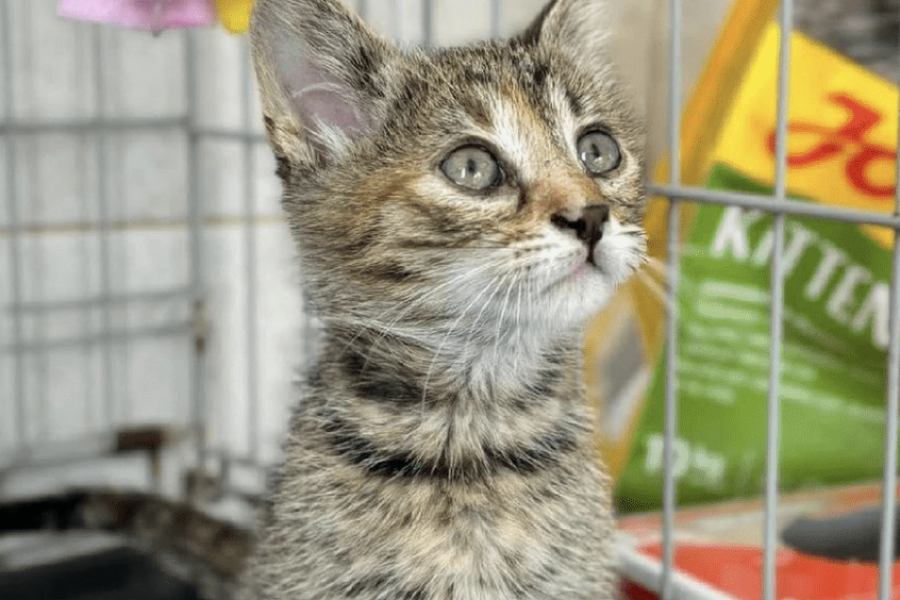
[765, 93, 896, 198]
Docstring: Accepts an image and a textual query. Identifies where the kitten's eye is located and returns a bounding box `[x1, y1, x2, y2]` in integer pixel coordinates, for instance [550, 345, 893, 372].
[440, 146, 502, 191]
[577, 131, 621, 175]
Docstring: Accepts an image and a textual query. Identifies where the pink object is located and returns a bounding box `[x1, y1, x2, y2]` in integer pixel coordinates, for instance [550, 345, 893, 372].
[58, 0, 216, 33]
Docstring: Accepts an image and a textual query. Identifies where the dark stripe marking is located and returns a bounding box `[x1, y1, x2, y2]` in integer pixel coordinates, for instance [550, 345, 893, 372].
[343, 349, 425, 405]
[321, 414, 578, 482]
[345, 575, 427, 600]
[566, 88, 585, 118]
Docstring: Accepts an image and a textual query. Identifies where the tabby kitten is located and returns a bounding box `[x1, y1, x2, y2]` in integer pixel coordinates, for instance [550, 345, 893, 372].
[244, 0, 646, 598]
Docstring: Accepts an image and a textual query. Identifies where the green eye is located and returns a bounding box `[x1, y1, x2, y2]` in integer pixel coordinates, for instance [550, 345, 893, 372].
[440, 146, 502, 191]
[577, 131, 621, 175]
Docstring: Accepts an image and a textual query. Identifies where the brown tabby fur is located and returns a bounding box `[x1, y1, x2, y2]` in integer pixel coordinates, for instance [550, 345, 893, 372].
[243, 0, 646, 598]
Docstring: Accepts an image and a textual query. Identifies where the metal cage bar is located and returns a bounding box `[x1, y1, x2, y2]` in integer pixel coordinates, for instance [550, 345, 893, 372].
[762, 2, 792, 599]
[661, 0, 683, 597]
[241, 39, 261, 467]
[490, 0, 502, 39]
[423, 0, 434, 47]
[647, 183, 900, 227]
[0, 0, 25, 460]
[877, 15, 900, 597]
[91, 24, 117, 435]
[184, 27, 209, 479]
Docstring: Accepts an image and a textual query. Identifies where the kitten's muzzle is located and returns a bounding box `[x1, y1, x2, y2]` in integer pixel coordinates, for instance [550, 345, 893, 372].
[550, 205, 610, 266]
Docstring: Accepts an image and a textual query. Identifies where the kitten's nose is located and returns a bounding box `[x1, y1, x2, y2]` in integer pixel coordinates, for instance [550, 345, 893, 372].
[551, 205, 610, 265]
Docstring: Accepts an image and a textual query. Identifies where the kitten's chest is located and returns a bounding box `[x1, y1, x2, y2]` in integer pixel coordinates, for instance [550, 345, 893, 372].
[322, 469, 611, 600]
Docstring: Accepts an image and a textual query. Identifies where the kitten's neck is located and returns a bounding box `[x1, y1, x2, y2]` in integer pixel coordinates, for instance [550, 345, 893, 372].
[316, 322, 592, 484]
[326, 320, 585, 408]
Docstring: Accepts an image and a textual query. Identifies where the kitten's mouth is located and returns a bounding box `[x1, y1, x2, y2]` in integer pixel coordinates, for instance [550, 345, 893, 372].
[544, 260, 599, 294]
[571, 262, 596, 279]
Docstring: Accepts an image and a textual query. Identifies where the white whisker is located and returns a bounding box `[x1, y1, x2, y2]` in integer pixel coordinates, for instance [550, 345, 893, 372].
[420, 269, 508, 412]
[338, 256, 506, 364]
[641, 255, 667, 277]
[514, 274, 523, 374]
[634, 267, 669, 305]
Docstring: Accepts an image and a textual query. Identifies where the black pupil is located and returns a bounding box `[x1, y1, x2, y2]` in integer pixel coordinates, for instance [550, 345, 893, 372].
[467, 158, 478, 175]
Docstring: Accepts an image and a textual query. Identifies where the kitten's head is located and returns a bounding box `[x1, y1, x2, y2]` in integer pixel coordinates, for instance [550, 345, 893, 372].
[251, 0, 645, 343]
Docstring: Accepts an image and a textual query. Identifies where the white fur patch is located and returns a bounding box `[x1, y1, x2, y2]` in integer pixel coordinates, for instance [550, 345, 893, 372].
[485, 96, 532, 175]
[437, 214, 644, 377]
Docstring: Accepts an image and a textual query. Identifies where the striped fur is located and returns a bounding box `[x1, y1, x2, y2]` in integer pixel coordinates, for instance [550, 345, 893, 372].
[243, 0, 646, 598]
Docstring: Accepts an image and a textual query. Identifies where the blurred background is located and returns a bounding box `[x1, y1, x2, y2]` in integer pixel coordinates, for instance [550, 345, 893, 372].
[1, 0, 899, 599]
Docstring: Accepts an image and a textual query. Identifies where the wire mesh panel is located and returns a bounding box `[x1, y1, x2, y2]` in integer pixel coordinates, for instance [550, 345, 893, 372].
[0, 2, 203, 489]
[643, 2, 900, 600]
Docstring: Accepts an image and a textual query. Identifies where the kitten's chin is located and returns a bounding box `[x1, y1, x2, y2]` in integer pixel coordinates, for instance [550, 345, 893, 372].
[539, 266, 618, 331]
[557, 242, 645, 324]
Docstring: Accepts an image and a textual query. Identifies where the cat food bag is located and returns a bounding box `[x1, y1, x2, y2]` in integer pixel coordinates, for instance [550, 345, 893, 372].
[598, 23, 899, 510]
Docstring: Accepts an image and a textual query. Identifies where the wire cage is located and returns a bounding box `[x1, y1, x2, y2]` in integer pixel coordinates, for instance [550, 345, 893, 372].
[1, 0, 900, 599]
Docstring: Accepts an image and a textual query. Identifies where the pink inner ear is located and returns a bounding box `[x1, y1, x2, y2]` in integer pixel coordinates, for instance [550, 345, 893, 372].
[272, 39, 372, 144]
[291, 86, 368, 140]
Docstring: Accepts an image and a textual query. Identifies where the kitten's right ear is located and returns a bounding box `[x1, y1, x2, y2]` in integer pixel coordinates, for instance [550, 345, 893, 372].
[520, 0, 610, 60]
[250, 0, 398, 164]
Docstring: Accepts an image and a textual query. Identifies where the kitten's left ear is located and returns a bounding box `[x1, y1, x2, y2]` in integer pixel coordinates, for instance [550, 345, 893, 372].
[250, 0, 399, 164]
[520, 0, 610, 58]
